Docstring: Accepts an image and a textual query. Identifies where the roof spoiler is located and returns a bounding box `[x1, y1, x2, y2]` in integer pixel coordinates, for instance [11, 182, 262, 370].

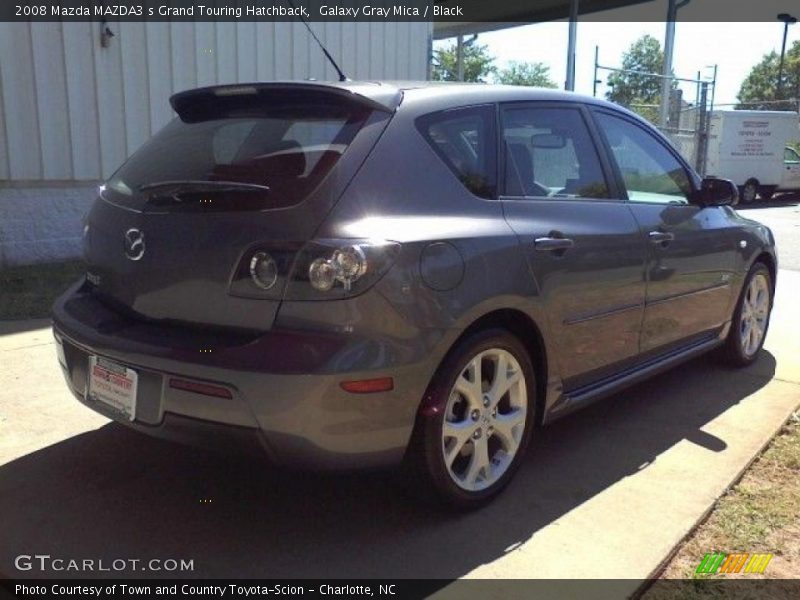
[170, 82, 401, 121]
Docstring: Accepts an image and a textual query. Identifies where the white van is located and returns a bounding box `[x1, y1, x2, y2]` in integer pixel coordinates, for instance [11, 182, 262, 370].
[704, 110, 800, 203]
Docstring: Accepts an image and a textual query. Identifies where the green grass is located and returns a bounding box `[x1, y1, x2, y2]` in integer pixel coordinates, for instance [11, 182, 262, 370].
[696, 412, 800, 555]
[644, 411, 800, 597]
[0, 261, 85, 320]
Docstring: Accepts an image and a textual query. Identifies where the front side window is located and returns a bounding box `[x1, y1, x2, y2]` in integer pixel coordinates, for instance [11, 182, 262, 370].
[595, 112, 692, 204]
[501, 106, 609, 199]
[417, 105, 497, 199]
[785, 147, 800, 163]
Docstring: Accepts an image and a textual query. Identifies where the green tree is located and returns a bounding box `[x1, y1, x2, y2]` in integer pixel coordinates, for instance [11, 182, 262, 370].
[606, 34, 674, 122]
[432, 41, 496, 83]
[737, 41, 800, 111]
[495, 61, 557, 88]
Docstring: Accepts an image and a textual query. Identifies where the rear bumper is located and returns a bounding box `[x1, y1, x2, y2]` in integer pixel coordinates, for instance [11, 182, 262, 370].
[53, 282, 440, 470]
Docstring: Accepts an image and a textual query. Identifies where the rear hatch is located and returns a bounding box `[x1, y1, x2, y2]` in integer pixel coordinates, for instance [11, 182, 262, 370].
[84, 83, 398, 332]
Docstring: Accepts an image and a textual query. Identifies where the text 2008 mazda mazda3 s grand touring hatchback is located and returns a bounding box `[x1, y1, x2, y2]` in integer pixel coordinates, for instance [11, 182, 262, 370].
[52, 81, 777, 507]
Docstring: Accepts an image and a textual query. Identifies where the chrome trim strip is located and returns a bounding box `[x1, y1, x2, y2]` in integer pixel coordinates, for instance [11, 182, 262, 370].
[647, 281, 731, 307]
[563, 302, 643, 326]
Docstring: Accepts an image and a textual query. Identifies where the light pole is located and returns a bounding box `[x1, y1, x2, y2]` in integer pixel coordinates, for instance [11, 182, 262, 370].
[455, 34, 478, 82]
[659, 0, 691, 129]
[565, 0, 579, 91]
[777, 13, 797, 100]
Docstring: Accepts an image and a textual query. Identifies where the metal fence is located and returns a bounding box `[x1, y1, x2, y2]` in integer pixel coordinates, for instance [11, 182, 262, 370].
[726, 98, 800, 112]
[593, 53, 717, 175]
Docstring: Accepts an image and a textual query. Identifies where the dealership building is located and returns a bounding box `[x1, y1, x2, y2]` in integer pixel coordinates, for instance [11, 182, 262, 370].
[0, 20, 431, 266]
[0, 1, 649, 267]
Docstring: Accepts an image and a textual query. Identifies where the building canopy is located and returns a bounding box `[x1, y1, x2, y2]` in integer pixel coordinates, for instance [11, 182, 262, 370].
[433, 0, 655, 39]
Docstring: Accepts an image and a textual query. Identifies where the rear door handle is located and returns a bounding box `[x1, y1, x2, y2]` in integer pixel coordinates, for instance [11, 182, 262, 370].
[534, 237, 575, 252]
[648, 231, 675, 245]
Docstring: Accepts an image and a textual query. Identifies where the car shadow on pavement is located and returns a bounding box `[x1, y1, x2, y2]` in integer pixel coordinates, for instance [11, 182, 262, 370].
[0, 319, 52, 337]
[0, 352, 776, 580]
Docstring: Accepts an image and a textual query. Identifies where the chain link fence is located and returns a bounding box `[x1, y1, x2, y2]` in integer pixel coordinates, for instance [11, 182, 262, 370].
[594, 59, 716, 175]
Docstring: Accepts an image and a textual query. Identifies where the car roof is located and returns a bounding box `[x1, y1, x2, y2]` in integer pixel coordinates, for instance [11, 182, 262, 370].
[329, 79, 627, 110]
[395, 82, 617, 108]
[172, 80, 629, 117]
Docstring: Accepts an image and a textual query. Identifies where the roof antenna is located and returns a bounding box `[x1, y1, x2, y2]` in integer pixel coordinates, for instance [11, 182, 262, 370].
[284, 0, 348, 82]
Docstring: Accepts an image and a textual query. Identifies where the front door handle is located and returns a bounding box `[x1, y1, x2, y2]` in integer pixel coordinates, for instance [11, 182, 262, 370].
[534, 237, 575, 252]
[648, 231, 675, 245]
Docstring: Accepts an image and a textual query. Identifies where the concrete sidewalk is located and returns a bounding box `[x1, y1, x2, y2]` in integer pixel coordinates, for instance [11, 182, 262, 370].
[0, 318, 108, 463]
[0, 273, 798, 590]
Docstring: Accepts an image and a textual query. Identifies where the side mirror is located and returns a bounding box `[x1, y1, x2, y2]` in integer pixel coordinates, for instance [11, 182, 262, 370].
[694, 177, 738, 207]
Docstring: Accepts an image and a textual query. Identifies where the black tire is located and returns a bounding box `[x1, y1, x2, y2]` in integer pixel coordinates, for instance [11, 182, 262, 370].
[718, 262, 773, 367]
[404, 328, 537, 509]
[739, 180, 758, 205]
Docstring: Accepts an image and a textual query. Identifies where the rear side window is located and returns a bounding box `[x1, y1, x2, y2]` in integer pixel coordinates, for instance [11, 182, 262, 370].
[417, 105, 497, 199]
[501, 106, 609, 199]
[106, 91, 370, 209]
[595, 112, 692, 204]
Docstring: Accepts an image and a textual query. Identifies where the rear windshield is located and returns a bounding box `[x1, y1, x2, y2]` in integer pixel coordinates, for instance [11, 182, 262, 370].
[106, 93, 370, 210]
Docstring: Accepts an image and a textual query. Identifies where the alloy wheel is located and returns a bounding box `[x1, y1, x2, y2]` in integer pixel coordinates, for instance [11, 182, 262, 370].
[739, 272, 770, 357]
[442, 348, 527, 491]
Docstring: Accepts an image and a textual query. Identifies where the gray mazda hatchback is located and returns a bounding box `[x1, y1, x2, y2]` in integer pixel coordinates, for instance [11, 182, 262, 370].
[53, 81, 777, 507]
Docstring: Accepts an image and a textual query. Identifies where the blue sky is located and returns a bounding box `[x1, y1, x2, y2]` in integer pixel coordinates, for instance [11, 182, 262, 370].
[437, 20, 800, 106]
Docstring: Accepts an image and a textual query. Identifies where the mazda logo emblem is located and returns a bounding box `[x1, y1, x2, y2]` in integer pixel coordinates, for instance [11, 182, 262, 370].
[124, 228, 145, 261]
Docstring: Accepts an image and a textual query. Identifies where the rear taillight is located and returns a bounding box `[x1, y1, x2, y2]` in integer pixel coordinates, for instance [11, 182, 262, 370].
[285, 239, 400, 300]
[249, 251, 279, 290]
[229, 239, 400, 300]
[228, 243, 301, 300]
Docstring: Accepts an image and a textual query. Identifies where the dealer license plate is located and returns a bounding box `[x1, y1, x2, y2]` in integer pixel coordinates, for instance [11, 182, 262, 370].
[87, 356, 138, 421]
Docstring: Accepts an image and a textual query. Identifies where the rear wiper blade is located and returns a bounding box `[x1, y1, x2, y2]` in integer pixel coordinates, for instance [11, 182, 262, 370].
[139, 180, 270, 193]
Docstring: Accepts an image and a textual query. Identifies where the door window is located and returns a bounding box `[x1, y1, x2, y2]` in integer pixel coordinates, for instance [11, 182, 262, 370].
[595, 112, 692, 204]
[785, 147, 800, 163]
[417, 105, 497, 199]
[500, 106, 609, 199]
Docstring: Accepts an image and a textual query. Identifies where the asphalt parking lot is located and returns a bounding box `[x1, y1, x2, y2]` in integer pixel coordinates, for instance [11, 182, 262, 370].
[1, 197, 799, 589]
[738, 194, 800, 272]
